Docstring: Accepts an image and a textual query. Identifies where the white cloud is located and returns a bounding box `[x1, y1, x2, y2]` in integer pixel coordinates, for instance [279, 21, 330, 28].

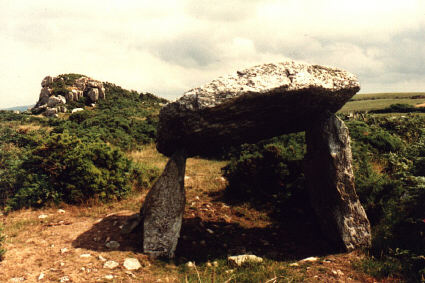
[0, 0, 424, 107]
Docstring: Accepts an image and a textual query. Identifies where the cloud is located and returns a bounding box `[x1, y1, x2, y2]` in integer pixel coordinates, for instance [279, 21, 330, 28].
[0, 1, 425, 107]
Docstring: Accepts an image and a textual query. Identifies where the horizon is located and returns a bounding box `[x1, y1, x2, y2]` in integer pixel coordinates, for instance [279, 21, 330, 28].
[1, 0, 424, 108]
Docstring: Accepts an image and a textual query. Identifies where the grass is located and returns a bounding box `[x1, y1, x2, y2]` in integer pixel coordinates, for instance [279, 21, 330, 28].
[351, 92, 425, 101]
[339, 92, 425, 113]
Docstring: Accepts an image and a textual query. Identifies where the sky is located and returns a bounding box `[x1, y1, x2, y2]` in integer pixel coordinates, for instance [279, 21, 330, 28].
[0, 0, 424, 108]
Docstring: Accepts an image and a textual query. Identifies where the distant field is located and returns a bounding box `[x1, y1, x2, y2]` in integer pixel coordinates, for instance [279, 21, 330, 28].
[339, 92, 425, 113]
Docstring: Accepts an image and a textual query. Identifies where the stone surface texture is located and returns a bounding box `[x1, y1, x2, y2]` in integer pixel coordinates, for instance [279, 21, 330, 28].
[141, 150, 187, 258]
[157, 60, 360, 157]
[304, 114, 371, 251]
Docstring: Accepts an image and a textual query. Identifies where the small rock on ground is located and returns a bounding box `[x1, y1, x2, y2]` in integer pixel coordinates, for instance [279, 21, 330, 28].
[123, 258, 142, 271]
[104, 260, 119, 269]
[228, 254, 263, 267]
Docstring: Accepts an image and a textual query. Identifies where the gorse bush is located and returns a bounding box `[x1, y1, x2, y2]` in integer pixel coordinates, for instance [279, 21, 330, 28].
[7, 133, 133, 209]
[223, 132, 306, 213]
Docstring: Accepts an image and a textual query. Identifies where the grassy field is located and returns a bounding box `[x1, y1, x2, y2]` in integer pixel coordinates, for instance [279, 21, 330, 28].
[339, 92, 425, 113]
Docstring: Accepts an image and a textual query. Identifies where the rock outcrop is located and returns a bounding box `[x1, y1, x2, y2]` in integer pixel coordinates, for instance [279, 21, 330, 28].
[141, 59, 371, 258]
[32, 74, 106, 116]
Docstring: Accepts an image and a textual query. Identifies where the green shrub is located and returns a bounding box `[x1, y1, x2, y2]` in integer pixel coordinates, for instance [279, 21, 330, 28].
[6, 133, 133, 209]
[131, 162, 160, 190]
[223, 133, 306, 205]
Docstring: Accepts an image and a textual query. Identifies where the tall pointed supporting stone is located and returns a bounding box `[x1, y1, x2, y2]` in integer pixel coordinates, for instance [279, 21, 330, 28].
[304, 114, 371, 251]
[141, 150, 187, 258]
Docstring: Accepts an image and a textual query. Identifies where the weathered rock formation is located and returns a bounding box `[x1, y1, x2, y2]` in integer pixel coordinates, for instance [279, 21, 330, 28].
[141, 59, 371, 257]
[32, 75, 106, 116]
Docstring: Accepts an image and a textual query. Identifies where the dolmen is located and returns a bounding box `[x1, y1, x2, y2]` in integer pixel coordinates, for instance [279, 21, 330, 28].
[140, 59, 372, 258]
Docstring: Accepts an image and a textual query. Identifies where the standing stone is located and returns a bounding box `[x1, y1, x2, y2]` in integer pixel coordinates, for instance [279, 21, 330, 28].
[304, 114, 371, 251]
[141, 150, 187, 258]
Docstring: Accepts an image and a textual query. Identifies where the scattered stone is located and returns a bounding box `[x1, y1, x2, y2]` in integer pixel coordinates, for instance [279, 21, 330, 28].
[71, 108, 84, 113]
[186, 261, 195, 269]
[105, 241, 120, 249]
[206, 262, 212, 267]
[206, 228, 214, 234]
[331, 269, 345, 277]
[225, 269, 234, 274]
[59, 276, 69, 282]
[80, 254, 91, 258]
[57, 209, 66, 214]
[289, 263, 300, 267]
[60, 248, 68, 254]
[9, 277, 25, 282]
[38, 214, 48, 219]
[104, 275, 114, 280]
[213, 261, 219, 267]
[228, 255, 263, 267]
[98, 255, 107, 262]
[104, 260, 119, 269]
[38, 272, 45, 280]
[299, 257, 319, 263]
[123, 258, 142, 271]
[60, 262, 65, 267]
[124, 271, 136, 278]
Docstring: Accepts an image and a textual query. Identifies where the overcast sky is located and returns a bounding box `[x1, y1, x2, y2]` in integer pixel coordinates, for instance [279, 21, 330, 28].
[0, 0, 424, 108]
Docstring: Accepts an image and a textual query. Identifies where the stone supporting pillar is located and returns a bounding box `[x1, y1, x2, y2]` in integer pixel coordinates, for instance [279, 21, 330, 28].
[141, 150, 187, 258]
[304, 114, 371, 251]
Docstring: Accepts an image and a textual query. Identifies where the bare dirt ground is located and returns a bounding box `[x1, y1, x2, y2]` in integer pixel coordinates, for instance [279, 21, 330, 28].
[0, 155, 397, 282]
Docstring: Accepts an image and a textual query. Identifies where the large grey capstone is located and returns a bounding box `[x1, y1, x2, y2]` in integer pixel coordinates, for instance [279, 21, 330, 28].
[304, 115, 371, 250]
[141, 150, 187, 258]
[157, 60, 360, 157]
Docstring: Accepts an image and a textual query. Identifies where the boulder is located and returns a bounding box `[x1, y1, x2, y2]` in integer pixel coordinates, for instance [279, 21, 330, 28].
[44, 107, 58, 117]
[47, 95, 66, 107]
[71, 108, 84, 113]
[99, 87, 106, 99]
[141, 150, 187, 258]
[304, 115, 371, 250]
[41, 76, 53, 87]
[37, 87, 52, 106]
[157, 60, 360, 157]
[88, 88, 99, 103]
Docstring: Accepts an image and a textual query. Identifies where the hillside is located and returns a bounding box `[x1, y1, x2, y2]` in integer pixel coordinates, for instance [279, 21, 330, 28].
[1, 78, 424, 282]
